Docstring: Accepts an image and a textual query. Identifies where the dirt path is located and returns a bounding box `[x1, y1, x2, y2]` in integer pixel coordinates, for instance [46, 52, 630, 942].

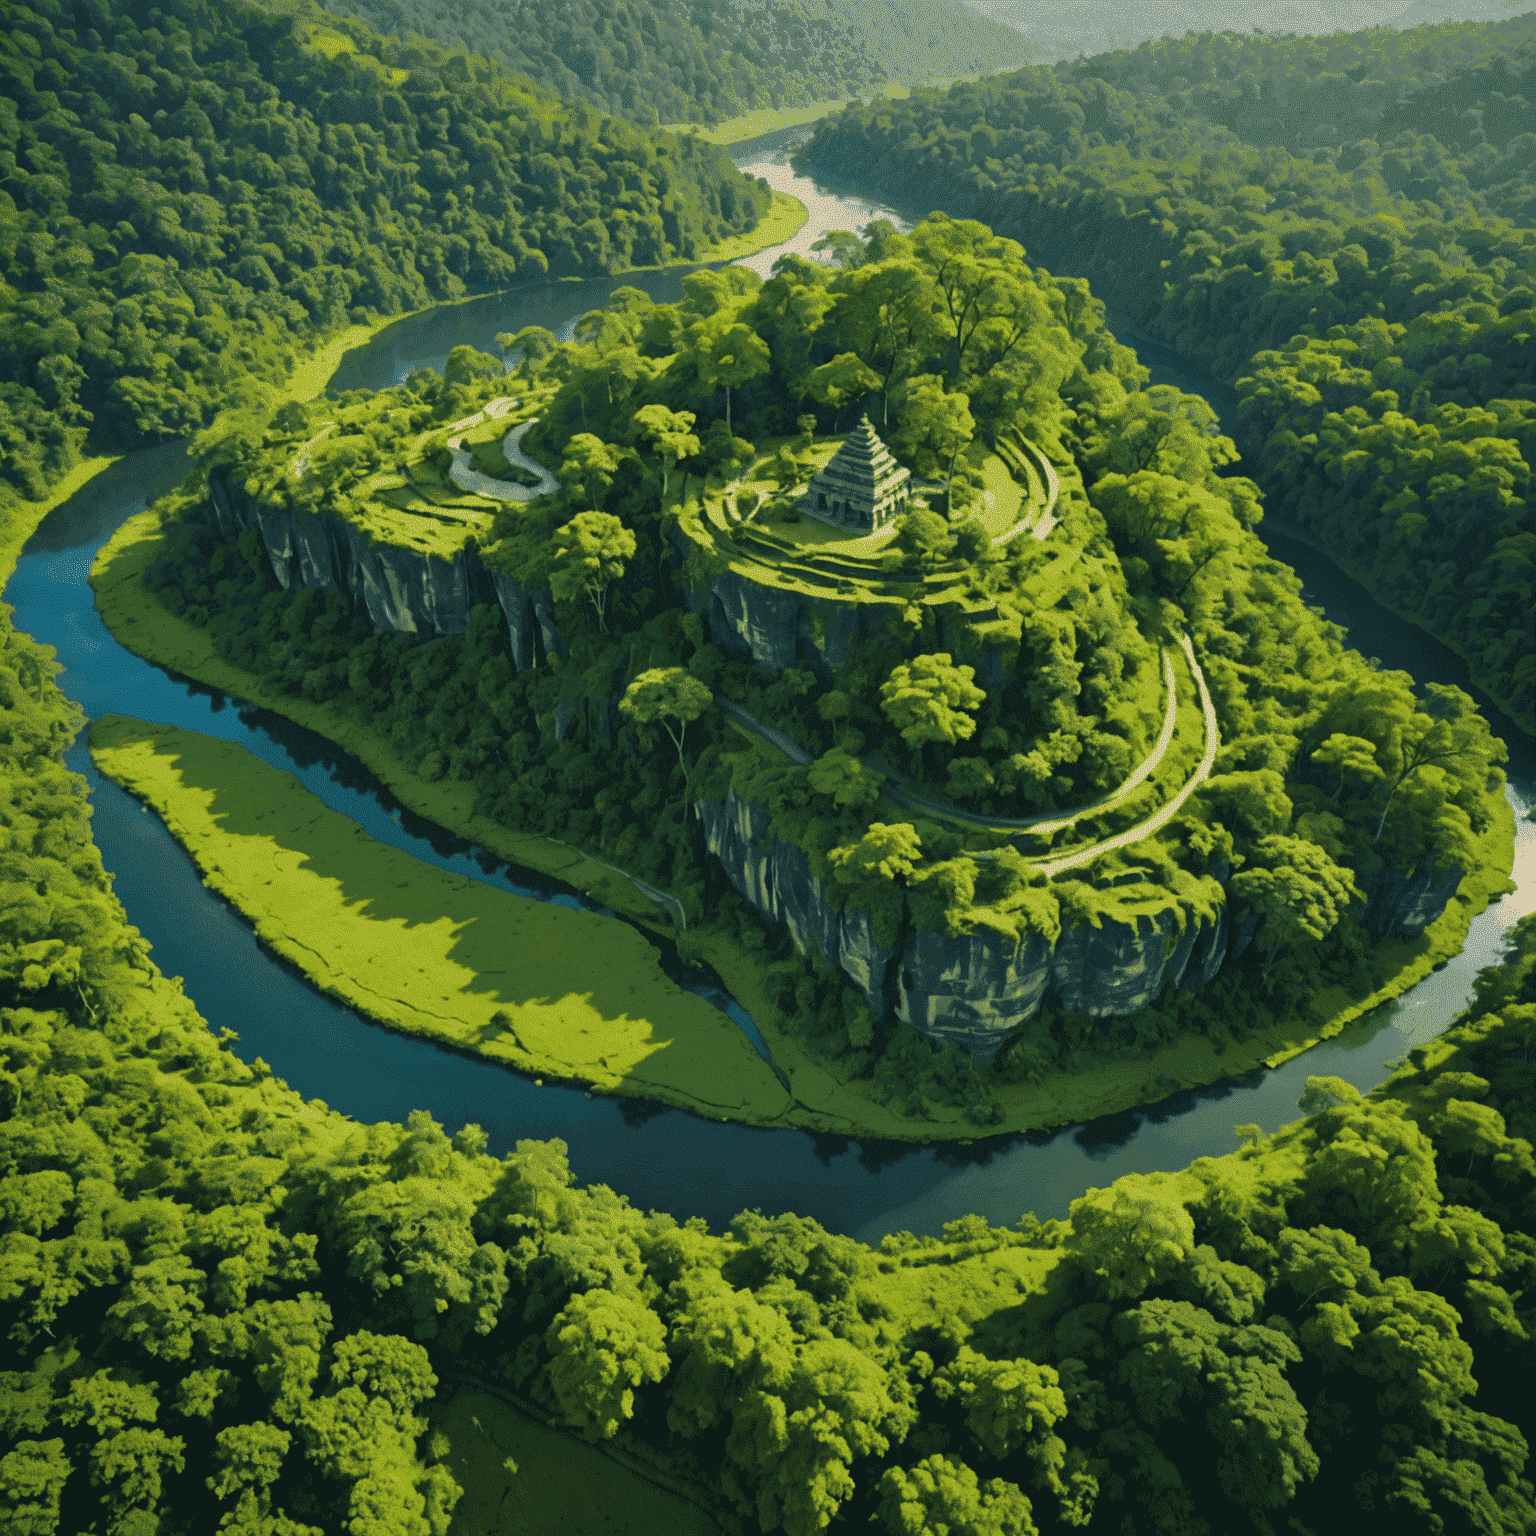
[715, 630, 1219, 876]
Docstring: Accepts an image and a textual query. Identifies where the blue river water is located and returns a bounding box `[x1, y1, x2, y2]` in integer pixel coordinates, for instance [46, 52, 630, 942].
[6, 140, 1532, 1244]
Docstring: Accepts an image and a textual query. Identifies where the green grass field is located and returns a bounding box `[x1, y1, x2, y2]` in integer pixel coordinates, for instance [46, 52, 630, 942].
[88, 715, 795, 1123]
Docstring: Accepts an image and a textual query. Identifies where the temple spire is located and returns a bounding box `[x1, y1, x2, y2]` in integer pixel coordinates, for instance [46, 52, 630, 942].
[798, 416, 911, 533]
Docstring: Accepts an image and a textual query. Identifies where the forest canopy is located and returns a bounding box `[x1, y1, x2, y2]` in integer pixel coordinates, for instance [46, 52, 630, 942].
[320, 0, 1041, 126]
[795, 12, 1536, 730]
[0, 0, 770, 500]
[1, 571, 1533, 1533]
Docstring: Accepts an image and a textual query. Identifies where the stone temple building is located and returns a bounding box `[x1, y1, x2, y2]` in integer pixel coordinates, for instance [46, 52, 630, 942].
[799, 416, 911, 533]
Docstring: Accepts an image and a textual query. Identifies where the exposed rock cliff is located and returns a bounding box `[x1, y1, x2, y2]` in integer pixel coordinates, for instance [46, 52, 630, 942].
[693, 791, 896, 1016]
[1360, 860, 1466, 939]
[696, 778, 1465, 1065]
[696, 783, 1230, 1063]
[666, 523, 1013, 687]
[208, 468, 565, 670]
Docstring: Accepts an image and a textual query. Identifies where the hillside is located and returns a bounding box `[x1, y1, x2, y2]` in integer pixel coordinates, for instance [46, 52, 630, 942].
[794, 13, 1536, 730]
[321, 0, 1042, 125]
[0, 0, 770, 505]
[3, 458, 1533, 1534]
[967, 0, 1536, 62]
[131, 214, 1510, 1134]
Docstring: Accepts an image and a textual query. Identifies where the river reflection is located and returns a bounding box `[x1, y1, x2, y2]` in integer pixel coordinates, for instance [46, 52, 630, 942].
[6, 142, 1532, 1242]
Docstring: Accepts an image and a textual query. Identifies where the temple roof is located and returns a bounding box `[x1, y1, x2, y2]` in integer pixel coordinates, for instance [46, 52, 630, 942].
[811, 416, 910, 504]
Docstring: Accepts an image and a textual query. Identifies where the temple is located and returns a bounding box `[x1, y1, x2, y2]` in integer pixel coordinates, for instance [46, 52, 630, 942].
[799, 416, 912, 533]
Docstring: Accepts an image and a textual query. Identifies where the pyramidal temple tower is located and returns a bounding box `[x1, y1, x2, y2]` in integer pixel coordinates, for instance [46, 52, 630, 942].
[799, 416, 911, 533]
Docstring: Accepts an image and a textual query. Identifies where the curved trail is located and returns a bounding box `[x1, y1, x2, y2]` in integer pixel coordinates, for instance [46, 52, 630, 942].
[443, 401, 560, 502]
[714, 633, 1218, 876]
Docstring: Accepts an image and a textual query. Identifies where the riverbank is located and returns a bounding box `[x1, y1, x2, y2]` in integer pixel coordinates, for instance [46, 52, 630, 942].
[87, 714, 802, 1127]
[91, 498, 1517, 1143]
[1260, 514, 1536, 743]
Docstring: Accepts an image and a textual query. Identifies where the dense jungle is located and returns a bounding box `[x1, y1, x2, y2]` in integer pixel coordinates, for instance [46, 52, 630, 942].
[1, 2, 1534, 1535]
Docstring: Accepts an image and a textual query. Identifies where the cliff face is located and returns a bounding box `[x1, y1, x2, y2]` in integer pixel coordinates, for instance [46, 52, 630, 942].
[668, 525, 1011, 688]
[697, 783, 1227, 1062]
[693, 792, 897, 1016]
[698, 781, 1465, 1064]
[209, 468, 565, 670]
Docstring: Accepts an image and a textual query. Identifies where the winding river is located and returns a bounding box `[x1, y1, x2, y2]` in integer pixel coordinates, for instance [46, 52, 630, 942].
[8, 134, 1533, 1245]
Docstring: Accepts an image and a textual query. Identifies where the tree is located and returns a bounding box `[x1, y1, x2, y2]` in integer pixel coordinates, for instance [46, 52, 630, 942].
[1068, 1174, 1197, 1300]
[879, 1455, 1037, 1536]
[1369, 683, 1501, 842]
[0, 1439, 71, 1536]
[697, 419, 755, 481]
[1229, 833, 1362, 966]
[498, 325, 558, 376]
[208, 1422, 291, 1500]
[816, 688, 854, 746]
[892, 375, 974, 514]
[806, 353, 881, 432]
[549, 511, 635, 633]
[768, 445, 805, 496]
[619, 668, 713, 788]
[443, 345, 503, 388]
[908, 215, 1033, 379]
[556, 433, 623, 509]
[545, 1289, 669, 1440]
[831, 260, 946, 424]
[807, 746, 886, 811]
[889, 508, 956, 569]
[1311, 733, 1385, 799]
[630, 405, 698, 500]
[879, 654, 986, 778]
[701, 320, 770, 434]
[826, 823, 923, 888]
[1113, 1299, 1319, 1513]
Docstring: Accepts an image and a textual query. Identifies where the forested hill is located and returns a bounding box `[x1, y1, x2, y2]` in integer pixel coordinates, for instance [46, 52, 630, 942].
[1056, 8, 1536, 151]
[0, 0, 769, 502]
[795, 15, 1536, 732]
[321, 0, 1041, 126]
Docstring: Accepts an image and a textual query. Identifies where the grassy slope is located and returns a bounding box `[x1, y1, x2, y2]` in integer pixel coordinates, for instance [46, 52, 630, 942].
[92, 499, 1516, 1141]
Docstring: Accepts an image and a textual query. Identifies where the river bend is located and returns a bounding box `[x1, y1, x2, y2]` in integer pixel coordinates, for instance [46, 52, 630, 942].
[6, 135, 1532, 1244]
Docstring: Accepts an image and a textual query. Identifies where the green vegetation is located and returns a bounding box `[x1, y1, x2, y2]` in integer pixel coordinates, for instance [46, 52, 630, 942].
[86, 714, 797, 1125]
[4, 534, 1536, 1529]
[0, 0, 771, 511]
[320, 0, 1039, 127]
[86, 499, 1518, 1138]
[135, 210, 1511, 1124]
[795, 11, 1536, 730]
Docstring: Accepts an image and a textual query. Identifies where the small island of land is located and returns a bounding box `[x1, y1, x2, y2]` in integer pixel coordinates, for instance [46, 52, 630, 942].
[94, 212, 1515, 1138]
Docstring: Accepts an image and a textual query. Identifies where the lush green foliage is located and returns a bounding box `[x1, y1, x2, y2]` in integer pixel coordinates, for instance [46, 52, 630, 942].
[795, 13, 1536, 728]
[3, 555, 1534, 1530]
[0, 0, 769, 498]
[321, 0, 1038, 126]
[151, 215, 1506, 1105]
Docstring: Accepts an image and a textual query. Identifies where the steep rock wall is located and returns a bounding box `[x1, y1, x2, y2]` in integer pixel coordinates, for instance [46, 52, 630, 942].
[698, 781, 1462, 1065]
[697, 783, 1227, 1062]
[208, 468, 565, 669]
[667, 524, 1014, 688]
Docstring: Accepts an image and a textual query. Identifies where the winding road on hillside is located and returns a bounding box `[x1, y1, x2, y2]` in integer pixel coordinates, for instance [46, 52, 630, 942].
[713, 628, 1218, 877]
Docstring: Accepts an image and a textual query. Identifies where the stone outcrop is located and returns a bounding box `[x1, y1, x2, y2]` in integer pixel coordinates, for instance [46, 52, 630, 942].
[693, 791, 896, 1015]
[209, 467, 565, 671]
[696, 777, 1465, 1065]
[697, 784, 1230, 1063]
[1360, 860, 1466, 939]
[669, 523, 1009, 688]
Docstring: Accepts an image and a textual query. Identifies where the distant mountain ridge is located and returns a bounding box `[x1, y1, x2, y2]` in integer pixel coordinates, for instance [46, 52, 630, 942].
[964, 0, 1536, 60]
[321, 0, 1041, 123]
